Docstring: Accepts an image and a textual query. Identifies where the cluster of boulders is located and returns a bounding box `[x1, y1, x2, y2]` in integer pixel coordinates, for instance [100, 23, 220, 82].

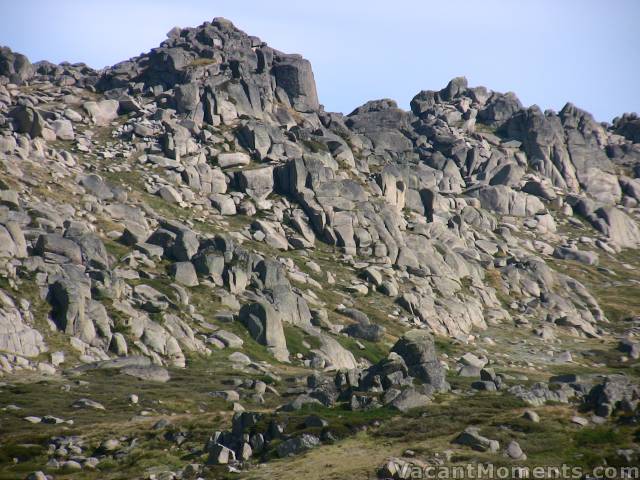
[506, 373, 640, 424]
[265, 329, 449, 415]
[2, 16, 639, 378]
[41, 435, 99, 472]
[584, 375, 640, 418]
[205, 410, 327, 467]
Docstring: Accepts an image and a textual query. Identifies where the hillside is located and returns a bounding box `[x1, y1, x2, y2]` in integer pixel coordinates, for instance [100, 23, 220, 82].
[0, 18, 639, 479]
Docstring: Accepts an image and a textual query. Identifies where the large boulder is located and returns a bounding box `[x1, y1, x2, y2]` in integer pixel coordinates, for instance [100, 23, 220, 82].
[34, 234, 82, 264]
[276, 434, 320, 457]
[235, 167, 274, 201]
[346, 99, 412, 153]
[614, 113, 640, 143]
[83, 100, 119, 126]
[594, 206, 640, 249]
[210, 193, 237, 215]
[9, 105, 46, 138]
[207, 443, 235, 465]
[217, 152, 250, 169]
[192, 251, 225, 283]
[391, 330, 448, 391]
[237, 123, 272, 159]
[310, 333, 357, 370]
[67, 232, 111, 270]
[79, 174, 115, 201]
[342, 323, 385, 342]
[47, 266, 95, 344]
[0, 46, 33, 83]
[175, 82, 200, 113]
[478, 91, 522, 127]
[51, 119, 75, 140]
[389, 387, 432, 412]
[170, 262, 199, 287]
[453, 427, 500, 453]
[347, 99, 411, 132]
[553, 246, 599, 266]
[239, 302, 289, 362]
[471, 185, 545, 217]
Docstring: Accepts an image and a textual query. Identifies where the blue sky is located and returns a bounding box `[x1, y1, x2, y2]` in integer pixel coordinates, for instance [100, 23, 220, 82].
[2, 0, 639, 121]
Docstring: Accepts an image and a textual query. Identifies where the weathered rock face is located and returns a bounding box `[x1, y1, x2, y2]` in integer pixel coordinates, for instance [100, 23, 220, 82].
[272, 55, 320, 112]
[0, 291, 46, 358]
[594, 206, 640, 248]
[505, 106, 580, 192]
[236, 166, 274, 201]
[0, 16, 639, 395]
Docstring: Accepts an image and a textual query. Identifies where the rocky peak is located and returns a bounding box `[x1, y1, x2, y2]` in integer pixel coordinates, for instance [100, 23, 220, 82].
[95, 17, 320, 122]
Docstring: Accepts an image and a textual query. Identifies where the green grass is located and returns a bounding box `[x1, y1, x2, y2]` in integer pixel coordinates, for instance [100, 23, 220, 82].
[0, 353, 279, 479]
[302, 139, 329, 154]
[334, 335, 388, 364]
[371, 392, 638, 470]
[574, 426, 625, 447]
[474, 122, 500, 135]
[188, 58, 218, 67]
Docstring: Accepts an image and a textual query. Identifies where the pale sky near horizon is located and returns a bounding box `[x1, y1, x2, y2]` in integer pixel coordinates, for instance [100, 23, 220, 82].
[2, 0, 638, 122]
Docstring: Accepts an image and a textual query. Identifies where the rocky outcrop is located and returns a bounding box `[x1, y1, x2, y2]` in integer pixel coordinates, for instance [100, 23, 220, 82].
[95, 17, 320, 123]
[0, 46, 33, 84]
[272, 55, 320, 112]
[614, 113, 640, 144]
[0, 16, 638, 391]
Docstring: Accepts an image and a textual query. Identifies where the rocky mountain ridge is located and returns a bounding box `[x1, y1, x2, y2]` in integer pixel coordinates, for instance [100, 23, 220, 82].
[0, 17, 639, 479]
